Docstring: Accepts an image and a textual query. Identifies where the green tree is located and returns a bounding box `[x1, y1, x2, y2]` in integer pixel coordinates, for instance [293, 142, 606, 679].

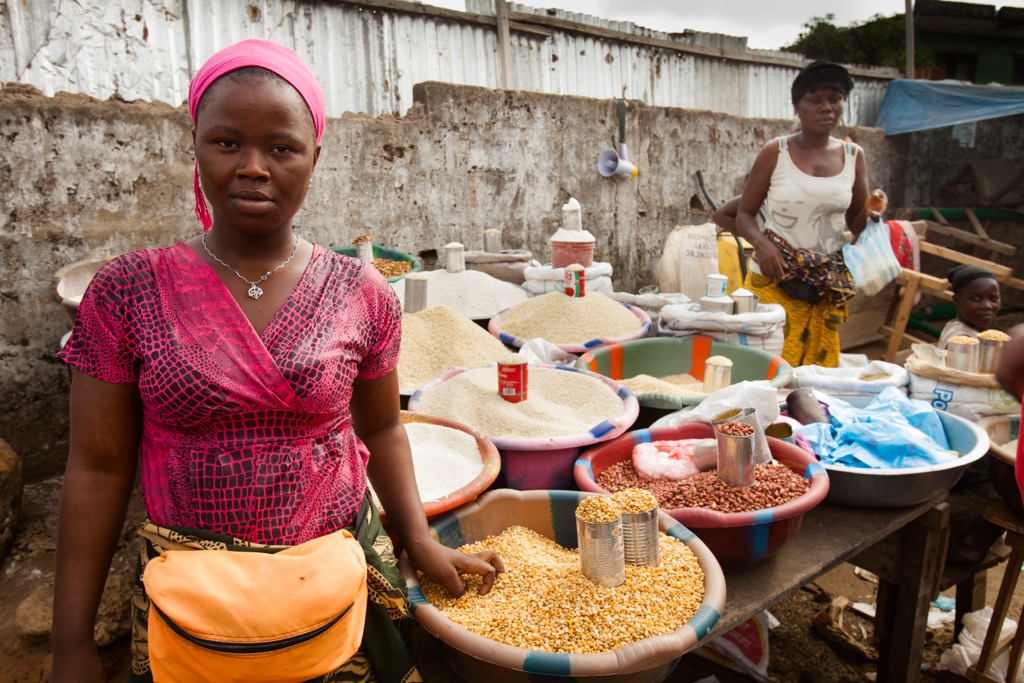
[783, 13, 934, 70]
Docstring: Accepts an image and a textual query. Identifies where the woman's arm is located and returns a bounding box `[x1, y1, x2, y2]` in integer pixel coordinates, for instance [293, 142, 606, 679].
[712, 196, 740, 232]
[353, 370, 503, 597]
[51, 371, 142, 683]
[845, 146, 870, 239]
[736, 142, 784, 280]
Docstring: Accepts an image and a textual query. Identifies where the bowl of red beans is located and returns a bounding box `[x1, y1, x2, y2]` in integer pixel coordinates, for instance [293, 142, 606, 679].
[574, 422, 830, 572]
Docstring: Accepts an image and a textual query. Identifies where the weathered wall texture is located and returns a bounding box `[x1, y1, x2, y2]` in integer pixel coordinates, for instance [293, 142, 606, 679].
[0, 79, 1014, 480]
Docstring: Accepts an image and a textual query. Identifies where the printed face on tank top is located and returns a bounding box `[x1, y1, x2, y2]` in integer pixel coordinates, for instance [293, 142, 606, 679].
[764, 138, 855, 254]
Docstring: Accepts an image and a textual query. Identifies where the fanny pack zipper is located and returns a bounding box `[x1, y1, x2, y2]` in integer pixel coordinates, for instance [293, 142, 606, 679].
[152, 602, 353, 654]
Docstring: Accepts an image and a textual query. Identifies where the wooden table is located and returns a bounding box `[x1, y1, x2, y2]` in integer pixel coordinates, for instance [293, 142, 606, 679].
[665, 496, 952, 683]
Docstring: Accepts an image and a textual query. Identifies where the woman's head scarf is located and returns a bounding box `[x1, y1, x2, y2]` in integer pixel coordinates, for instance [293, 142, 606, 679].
[947, 264, 996, 294]
[187, 38, 325, 231]
[791, 60, 854, 105]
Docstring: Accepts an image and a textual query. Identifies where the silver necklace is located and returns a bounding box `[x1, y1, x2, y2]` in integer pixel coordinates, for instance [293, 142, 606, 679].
[201, 231, 299, 300]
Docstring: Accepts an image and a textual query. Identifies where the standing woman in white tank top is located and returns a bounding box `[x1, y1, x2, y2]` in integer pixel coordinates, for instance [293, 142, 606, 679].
[734, 61, 870, 368]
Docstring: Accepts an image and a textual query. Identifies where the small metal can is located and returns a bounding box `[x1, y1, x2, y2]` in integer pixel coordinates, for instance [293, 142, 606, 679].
[979, 337, 1006, 374]
[692, 439, 719, 471]
[355, 240, 374, 262]
[403, 273, 428, 314]
[703, 357, 733, 393]
[564, 264, 586, 297]
[946, 340, 980, 373]
[700, 295, 734, 314]
[483, 229, 502, 253]
[444, 242, 466, 273]
[577, 516, 626, 587]
[497, 357, 528, 403]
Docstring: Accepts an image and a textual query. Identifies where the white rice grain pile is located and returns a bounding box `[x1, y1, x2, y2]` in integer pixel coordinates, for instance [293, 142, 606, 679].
[370, 422, 485, 510]
[414, 366, 625, 439]
[399, 305, 511, 393]
[621, 373, 703, 397]
[496, 291, 642, 344]
[391, 269, 528, 319]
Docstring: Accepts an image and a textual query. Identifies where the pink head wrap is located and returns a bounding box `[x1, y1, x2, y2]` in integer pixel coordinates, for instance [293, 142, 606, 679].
[187, 38, 326, 231]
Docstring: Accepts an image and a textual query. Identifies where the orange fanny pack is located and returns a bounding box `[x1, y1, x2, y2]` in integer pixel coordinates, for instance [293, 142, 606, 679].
[142, 528, 367, 683]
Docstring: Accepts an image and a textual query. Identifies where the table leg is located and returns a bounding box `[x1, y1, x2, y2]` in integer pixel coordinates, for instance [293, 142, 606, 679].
[869, 504, 950, 682]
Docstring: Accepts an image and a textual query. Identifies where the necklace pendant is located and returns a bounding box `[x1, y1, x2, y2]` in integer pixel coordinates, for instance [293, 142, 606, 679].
[247, 283, 264, 300]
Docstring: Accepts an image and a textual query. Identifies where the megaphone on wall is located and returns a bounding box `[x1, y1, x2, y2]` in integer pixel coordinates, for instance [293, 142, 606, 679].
[598, 143, 638, 179]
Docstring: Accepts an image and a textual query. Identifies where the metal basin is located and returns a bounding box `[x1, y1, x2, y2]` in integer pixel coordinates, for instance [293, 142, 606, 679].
[821, 409, 989, 508]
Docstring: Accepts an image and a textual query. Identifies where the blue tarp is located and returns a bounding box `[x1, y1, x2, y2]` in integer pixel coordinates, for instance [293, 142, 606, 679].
[874, 79, 1024, 136]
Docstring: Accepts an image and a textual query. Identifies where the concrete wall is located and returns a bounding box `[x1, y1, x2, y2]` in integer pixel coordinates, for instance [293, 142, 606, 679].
[1, 78, 1014, 481]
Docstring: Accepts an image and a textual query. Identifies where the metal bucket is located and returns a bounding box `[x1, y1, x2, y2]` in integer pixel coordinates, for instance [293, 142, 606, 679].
[577, 517, 626, 587]
[621, 507, 660, 567]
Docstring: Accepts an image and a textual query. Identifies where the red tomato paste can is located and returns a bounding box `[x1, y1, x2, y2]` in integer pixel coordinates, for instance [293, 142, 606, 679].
[564, 264, 586, 297]
[497, 357, 528, 403]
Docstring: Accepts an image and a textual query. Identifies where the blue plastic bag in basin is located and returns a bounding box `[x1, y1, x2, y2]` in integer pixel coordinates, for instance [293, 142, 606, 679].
[798, 388, 957, 469]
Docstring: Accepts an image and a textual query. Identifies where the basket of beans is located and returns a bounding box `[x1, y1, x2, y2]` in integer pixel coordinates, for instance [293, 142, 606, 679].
[573, 422, 830, 572]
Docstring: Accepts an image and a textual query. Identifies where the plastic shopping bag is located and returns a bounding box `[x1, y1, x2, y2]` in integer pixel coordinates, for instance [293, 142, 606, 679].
[842, 216, 901, 297]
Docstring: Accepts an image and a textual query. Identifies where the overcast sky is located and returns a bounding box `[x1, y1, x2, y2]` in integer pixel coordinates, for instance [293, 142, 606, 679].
[426, 0, 1024, 50]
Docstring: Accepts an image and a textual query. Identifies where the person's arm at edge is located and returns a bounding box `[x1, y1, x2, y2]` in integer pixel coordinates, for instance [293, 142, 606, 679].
[354, 370, 503, 597]
[736, 142, 784, 280]
[51, 371, 141, 683]
[845, 145, 870, 239]
[996, 325, 1024, 400]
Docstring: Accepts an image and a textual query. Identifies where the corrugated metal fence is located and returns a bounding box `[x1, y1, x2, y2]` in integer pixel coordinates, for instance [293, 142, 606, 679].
[0, 0, 896, 124]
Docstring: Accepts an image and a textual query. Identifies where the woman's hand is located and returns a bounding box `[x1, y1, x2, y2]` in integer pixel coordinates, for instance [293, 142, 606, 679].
[406, 539, 505, 598]
[753, 241, 787, 281]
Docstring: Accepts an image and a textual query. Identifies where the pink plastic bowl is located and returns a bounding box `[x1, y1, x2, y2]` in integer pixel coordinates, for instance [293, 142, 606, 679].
[409, 365, 639, 491]
[574, 422, 829, 572]
[488, 302, 652, 355]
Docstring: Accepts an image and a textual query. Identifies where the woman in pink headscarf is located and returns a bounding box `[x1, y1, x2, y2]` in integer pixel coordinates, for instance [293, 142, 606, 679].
[50, 39, 501, 683]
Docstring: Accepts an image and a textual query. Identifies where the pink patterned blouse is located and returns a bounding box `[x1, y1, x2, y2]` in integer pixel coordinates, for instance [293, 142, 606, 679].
[57, 242, 401, 545]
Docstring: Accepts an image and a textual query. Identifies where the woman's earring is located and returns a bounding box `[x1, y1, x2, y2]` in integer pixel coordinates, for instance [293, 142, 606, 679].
[308, 178, 313, 188]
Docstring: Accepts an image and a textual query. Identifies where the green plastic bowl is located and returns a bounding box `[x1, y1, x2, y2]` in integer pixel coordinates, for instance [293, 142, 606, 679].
[576, 335, 793, 410]
[330, 243, 421, 283]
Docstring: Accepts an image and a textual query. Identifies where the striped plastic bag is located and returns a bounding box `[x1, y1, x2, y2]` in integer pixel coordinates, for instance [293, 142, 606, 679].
[842, 216, 902, 296]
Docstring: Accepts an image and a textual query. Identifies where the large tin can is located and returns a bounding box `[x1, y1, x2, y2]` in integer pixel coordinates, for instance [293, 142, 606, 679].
[713, 427, 756, 488]
[946, 340, 980, 373]
[577, 517, 626, 587]
[620, 507, 660, 567]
